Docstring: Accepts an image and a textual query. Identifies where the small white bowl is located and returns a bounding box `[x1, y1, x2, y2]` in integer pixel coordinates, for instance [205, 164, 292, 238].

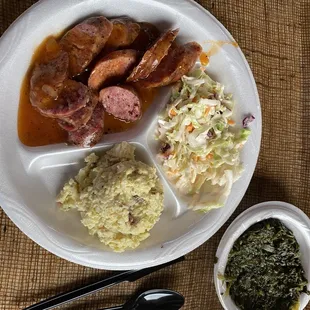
[214, 201, 310, 310]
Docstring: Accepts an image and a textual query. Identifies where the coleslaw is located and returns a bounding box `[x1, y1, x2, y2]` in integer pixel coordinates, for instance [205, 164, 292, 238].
[156, 69, 252, 212]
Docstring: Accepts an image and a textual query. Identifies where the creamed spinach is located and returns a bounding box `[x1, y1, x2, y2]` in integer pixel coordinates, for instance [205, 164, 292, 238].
[224, 219, 309, 310]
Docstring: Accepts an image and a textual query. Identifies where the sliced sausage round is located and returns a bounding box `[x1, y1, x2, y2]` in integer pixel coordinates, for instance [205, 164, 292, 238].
[88, 49, 139, 90]
[68, 103, 105, 148]
[60, 16, 113, 77]
[129, 22, 160, 51]
[103, 18, 141, 53]
[127, 28, 179, 82]
[137, 42, 202, 88]
[30, 38, 69, 110]
[37, 80, 91, 118]
[57, 92, 98, 131]
[99, 86, 141, 122]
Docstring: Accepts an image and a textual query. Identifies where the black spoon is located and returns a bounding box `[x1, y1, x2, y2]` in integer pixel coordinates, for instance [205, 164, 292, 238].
[101, 289, 185, 310]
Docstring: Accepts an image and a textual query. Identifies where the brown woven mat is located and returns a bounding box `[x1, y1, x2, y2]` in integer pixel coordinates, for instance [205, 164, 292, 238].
[1, 0, 309, 309]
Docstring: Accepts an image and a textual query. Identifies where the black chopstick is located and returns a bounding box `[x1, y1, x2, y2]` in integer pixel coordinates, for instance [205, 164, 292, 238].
[24, 256, 185, 310]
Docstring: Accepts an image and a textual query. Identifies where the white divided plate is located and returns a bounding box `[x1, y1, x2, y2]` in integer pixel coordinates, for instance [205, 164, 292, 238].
[0, 0, 261, 270]
[215, 201, 310, 310]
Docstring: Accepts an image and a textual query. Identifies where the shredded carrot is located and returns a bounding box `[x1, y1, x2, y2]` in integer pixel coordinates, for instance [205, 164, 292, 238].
[192, 155, 200, 162]
[205, 107, 211, 116]
[186, 123, 194, 132]
[207, 153, 213, 160]
[228, 119, 235, 125]
[170, 109, 177, 117]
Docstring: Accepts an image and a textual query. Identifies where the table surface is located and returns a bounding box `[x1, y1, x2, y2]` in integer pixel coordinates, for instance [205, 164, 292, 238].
[1, 0, 309, 309]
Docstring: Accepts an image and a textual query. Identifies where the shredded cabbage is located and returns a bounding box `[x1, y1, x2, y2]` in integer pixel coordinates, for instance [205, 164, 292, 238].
[156, 69, 251, 212]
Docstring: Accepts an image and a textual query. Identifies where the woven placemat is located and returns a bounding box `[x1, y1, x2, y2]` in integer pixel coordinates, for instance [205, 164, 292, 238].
[1, 0, 309, 309]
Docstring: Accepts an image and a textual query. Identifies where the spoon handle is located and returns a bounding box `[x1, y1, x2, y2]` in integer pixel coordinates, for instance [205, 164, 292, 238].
[99, 306, 123, 310]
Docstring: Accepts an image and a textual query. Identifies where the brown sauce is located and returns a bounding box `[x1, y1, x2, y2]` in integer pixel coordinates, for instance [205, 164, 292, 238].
[18, 30, 158, 147]
[203, 40, 239, 58]
[200, 52, 209, 66]
[18, 37, 67, 147]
